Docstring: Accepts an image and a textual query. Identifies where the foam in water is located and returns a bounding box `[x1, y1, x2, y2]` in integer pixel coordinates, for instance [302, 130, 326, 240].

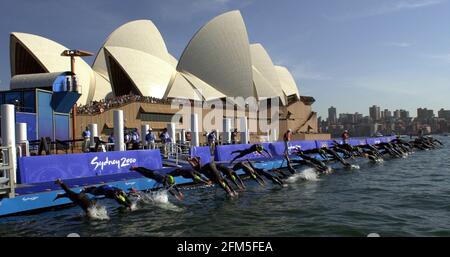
[286, 168, 320, 183]
[138, 190, 183, 212]
[350, 164, 360, 170]
[129, 202, 138, 211]
[86, 204, 109, 220]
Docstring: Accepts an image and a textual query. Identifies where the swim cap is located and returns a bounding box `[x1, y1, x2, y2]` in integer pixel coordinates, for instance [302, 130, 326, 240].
[167, 175, 175, 185]
[256, 144, 263, 152]
[117, 194, 126, 203]
[193, 175, 201, 182]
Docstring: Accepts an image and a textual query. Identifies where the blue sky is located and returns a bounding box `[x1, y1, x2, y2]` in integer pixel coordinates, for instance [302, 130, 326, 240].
[1, 0, 450, 118]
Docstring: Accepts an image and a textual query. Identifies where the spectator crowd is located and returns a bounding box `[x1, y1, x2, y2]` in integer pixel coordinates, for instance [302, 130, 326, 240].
[77, 94, 171, 115]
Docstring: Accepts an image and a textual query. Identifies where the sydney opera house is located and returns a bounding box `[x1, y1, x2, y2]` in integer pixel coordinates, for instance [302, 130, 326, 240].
[4, 10, 326, 143]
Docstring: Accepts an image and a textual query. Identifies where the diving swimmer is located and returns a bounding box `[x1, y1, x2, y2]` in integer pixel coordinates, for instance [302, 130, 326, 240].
[54, 179, 96, 213]
[168, 167, 211, 185]
[187, 157, 237, 197]
[130, 166, 184, 201]
[229, 144, 272, 164]
[82, 185, 132, 210]
[245, 160, 284, 186]
[232, 161, 266, 186]
[216, 163, 246, 190]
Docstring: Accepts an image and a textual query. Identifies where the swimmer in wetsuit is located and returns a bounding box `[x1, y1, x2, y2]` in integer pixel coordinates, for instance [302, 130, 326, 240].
[322, 147, 351, 168]
[283, 153, 297, 175]
[54, 179, 96, 213]
[229, 144, 272, 164]
[292, 147, 330, 173]
[232, 161, 266, 186]
[245, 160, 284, 187]
[168, 167, 211, 185]
[187, 157, 237, 197]
[82, 185, 132, 210]
[215, 163, 246, 190]
[130, 166, 184, 201]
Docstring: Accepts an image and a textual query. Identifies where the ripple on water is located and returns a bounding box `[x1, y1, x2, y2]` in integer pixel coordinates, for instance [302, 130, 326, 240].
[1, 137, 449, 236]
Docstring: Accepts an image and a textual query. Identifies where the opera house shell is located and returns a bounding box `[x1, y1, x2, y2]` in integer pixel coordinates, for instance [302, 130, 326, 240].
[9, 10, 300, 106]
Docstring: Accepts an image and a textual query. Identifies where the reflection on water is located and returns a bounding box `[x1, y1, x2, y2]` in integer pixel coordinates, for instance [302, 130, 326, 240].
[1, 136, 450, 236]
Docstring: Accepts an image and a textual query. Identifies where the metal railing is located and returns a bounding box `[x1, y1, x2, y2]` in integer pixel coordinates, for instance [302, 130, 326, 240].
[165, 142, 192, 165]
[0, 146, 16, 198]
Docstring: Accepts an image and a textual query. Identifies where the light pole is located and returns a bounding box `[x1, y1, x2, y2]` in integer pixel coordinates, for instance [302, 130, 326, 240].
[61, 50, 93, 151]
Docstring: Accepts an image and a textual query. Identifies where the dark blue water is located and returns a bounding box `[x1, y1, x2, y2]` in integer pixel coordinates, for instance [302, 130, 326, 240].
[1, 136, 449, 237]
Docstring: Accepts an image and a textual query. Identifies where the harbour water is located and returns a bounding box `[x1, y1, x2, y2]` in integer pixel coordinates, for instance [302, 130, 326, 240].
[0, 136, 449, 237]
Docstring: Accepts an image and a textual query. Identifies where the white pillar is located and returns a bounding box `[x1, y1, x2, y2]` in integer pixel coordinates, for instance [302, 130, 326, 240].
[180, 129, 186, 144]
[271, 128, 278, 142]
[191, 113, 199, 147]
[240, 116, 249, 144]
[167, 123, 176, 144]
[16, 122, 29, 157]
[223, 118, 231, 144]
[1, 104, 17, 182]
[88, 123, 98, 148]
[113, 110, 125, 151]
[15, 123, 27, 143]
[141, 124, 150, 148]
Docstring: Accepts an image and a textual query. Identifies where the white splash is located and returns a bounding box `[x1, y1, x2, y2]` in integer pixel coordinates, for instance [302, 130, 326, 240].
[286, 168, 320, 183]
[350, 164, 360, 170]
[129, 202, 138, 211]
[324, 167, 333, 174]
[140, 190, 183, 212]
[87, 204, 109, 220]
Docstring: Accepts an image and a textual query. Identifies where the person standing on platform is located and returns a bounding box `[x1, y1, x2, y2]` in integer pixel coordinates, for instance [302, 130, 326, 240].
[283, 129, 292, 155]
[231, 128, 238, 144]
[341, 130, 350, 144]
[186, 131, 192, 143]
[131, 129, 140, 149]
[82, 127, 91, 153]
[208, 129, 217, 154]
[124, 129, 131, 150]
[160, 128, 171, 157]
[146, 128, 156, 149]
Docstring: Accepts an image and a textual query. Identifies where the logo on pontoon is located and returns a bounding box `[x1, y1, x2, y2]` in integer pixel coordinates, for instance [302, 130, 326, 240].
[125, 182, 136, 186]
[22, 196, 39, 201]
[90, 156, 137, 171]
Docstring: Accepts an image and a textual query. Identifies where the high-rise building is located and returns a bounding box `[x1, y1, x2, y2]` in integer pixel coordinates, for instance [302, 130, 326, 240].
[438, 108, 450, 121]
[383, 109, 392, 119]
[400, 109, 409, 119]
[394, 110, 401, 119]
[417, 108, 434, 121]
[369, 105, 381, 121]
[328, 106, 337, 124]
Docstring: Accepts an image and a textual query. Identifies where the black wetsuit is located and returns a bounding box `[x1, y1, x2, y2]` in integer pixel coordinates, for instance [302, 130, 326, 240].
[246, 161, 284, 186]
[83, 185, 132, 208]
[283, 155, 297, 174]
[132, 167, 183, 199]
[302, 148, 329, 162]
[55, 181, 95, 212]
[216, 163, 246, 190]
[322, 148, 351, 167]
[230, 144, 271, 164]
[168, 167, 209, 184]
[232, 161, 266, 186]
[294, 152, 329, 172]
[196, 162, 236, 196]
